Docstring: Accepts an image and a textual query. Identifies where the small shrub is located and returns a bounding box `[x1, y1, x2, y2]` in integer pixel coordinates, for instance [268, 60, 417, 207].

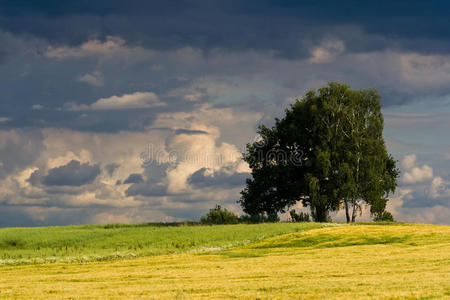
[374, 211, 394, 222]
[200, 205, 239, 225]
[289, 210, 310, 222]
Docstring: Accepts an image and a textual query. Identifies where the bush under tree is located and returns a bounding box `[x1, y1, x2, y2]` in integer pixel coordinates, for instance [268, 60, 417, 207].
[239, 212, 280, 223]
[200, 205, 239, 225]
[374, 211, 394, 222]
[289, 210, 310, 222]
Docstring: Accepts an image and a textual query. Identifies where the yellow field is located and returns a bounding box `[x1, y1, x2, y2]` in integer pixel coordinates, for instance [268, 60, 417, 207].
[1, 224, 449, 299]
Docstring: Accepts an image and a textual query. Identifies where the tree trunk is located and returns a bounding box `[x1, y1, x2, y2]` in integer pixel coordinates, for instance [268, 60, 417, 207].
[317, 209, 328, 222]
[311, 205, 328, 222]
[351, 201, 357, 223]
[345, 201, 350, 223]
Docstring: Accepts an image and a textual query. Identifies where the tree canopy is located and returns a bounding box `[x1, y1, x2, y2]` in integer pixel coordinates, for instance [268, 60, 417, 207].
[239, 82, 399, 222]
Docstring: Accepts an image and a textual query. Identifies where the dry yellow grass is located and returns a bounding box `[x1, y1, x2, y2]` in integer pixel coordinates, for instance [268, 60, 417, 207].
[0, 224, 449, 299]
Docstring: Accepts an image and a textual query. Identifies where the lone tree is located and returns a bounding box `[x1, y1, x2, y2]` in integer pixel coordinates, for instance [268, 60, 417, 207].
[239, 82, 399, 222]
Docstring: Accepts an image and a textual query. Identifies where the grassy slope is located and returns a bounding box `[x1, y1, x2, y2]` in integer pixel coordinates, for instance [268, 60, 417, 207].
[0, 223, 449, 299]
[0, 222, 326, 265]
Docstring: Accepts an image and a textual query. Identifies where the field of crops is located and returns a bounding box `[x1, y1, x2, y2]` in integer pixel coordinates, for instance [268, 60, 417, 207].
[0, 223, 449, 299]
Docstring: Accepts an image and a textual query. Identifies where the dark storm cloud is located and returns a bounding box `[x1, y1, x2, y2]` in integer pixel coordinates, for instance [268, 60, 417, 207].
[188, 167, 250, 189]
[125, 163, 171, 197]
[1, 0, 450, 56]
[31, 160, 101, 187]
[123, 173, 144, 184]
[1, 0, 449, 134]
[125, 183, 167, 197]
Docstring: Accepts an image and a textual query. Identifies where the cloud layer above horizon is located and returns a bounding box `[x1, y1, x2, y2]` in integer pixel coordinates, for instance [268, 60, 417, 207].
[0, 0, 449, 226]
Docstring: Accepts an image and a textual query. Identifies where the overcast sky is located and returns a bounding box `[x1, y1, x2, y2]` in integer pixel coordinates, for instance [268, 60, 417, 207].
[0, 0, 449, 226]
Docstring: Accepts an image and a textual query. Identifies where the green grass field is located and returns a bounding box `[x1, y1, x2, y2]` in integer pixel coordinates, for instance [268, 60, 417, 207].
[0, 222, 327, 265]
[0, 223, 449, 299]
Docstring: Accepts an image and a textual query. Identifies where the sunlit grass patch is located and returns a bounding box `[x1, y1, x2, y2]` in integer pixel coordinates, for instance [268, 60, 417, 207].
[248, 224, 450, 249]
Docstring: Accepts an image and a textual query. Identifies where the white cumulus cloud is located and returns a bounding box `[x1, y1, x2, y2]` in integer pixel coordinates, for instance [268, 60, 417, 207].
[45, 36, 155, 63]
[77, 71, 104, 87]
[401, 154, 434, 184]
[66, 92, 166, 111]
